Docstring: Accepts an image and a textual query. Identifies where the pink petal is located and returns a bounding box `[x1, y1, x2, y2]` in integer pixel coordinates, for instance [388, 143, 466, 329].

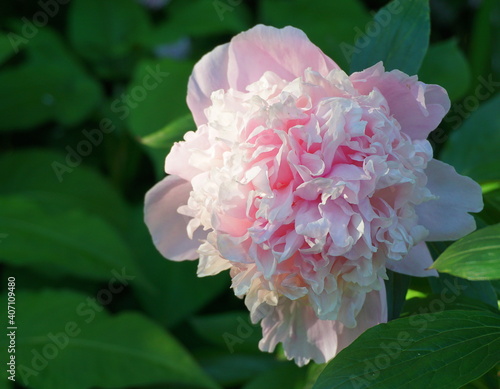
[350, 62, 451, 140]
[258, 280, 387, 366]
[336, 281, 387, 351]
[187, 44, 230, 126]
[227, 25, 340, 91]
[416, 159, 483, 241]
[386, 241, 438, 277]
[144, 175, 205, 261]
[258, 299, 340, 366]
[187, 25, 339, 126]
[164, 126, 210, 180]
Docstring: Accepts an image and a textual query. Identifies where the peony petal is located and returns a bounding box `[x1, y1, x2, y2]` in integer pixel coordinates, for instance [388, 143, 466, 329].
[144, 175, 206, 261]
[228, 25, 339, 91]
[350, 62, 451, 140]
[187, 25, 340, 126]
[386, 241, 438, 277]
[259, 280, 387, 366]
[164, 126, 210, 180]
[416, 159, 483, 241]
[336, 280, 387, 351]
[258, 299, 340, 366]
[187, 44, 230, 126]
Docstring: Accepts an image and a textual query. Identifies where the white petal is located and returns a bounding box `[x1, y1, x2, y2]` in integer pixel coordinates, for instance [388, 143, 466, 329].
[417, 159, 483, 241]
[386, 241, 438, 277]
[144, 175, 206, 261]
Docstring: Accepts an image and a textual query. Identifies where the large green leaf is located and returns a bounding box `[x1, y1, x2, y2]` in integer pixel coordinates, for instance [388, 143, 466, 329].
[0, 149, 128, 230]
[350, 0, 430, 75]
[196, 349, 279, 387]
[313, 310, 500, 389]
[479, 185, 500, 225]
[402, 294, 499, 318]
[0, 197, 140, 283]
[0, 29, 102, 130]
[68, 0, 151, 78]
[426, 243, 498, 308]
[128, 207, 228, 327]
[127, 58, 193, 138]
[419, 39, 471, 102]
[259, 0, 370, 71]
[190, 311, 261, 354]
[242, 362, 307, 389]
[162, 0, 250, 38]
[2, 290, 219, 389]
[440, 94, 500, 182]
[431, 223, 500, 280]
[0, 33, 14, 65]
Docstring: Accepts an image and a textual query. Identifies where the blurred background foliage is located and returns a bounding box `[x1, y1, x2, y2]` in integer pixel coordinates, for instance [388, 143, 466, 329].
[0, 0, 499, 388]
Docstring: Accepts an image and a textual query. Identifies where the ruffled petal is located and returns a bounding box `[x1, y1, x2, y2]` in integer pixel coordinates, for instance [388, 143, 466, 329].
[350, 62, 451, 140]
[416, 159, 483, 241]
[336, 280, 387, 350]
[386, 241, 438, 277]
[258, 280, 386, 366]
[144, 175, 206, 261]
[187, 25, 340, 126]
[164, 126, 210, 180]
[258, 299, 340, 366]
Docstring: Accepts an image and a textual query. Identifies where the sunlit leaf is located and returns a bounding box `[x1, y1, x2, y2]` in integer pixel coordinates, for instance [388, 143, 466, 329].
[350, 0, 430, 75]
[313, 310, 500, 389]
[431, 223, 500, 280]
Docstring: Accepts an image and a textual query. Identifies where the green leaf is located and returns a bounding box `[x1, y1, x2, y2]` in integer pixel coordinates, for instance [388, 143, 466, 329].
[0, 33, 14, 65]
[242, 362, 307, 389]
[138, 114, 195, 179]
[128, 207, 228, 327]
[478, 186, 500, 225]
[127, 58, 192, 138]
[259, 0, 370, 71]
[431, 223, 500, 280]
[384, 270, 411, 320]
[426, 243, 498, 308]
[0, 29, 102, 130]
[196, 349, 279, 387]
[0, 197, 140, 283]
[419, 39, 471, 102]
[440, 94, 500, 182]
[313, 310, 500, 389]
[5, 290, 219, 389]
[162, 0, 251, 39]
[190, 311, 261, 353]
[428, 273, 498, 309]
[24, 28, 102, 126]
[0, 149, 128, 230]
[68, 0, 151, 79]
[402, 295, 499, 318]
[350, 0, 430, 75]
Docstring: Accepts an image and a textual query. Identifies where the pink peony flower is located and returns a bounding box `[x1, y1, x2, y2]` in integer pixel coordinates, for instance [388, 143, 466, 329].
[145, 25, 483, 366]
